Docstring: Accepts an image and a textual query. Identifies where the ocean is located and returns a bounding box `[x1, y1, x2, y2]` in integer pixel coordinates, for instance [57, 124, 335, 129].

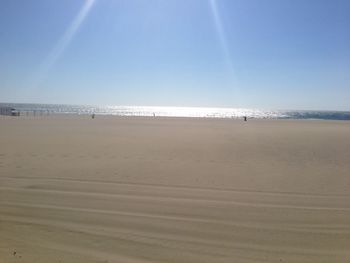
[1, 103, 350, 120]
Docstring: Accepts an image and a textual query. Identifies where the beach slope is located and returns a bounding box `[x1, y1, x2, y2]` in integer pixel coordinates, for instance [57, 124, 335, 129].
[1, 116, 350, 262]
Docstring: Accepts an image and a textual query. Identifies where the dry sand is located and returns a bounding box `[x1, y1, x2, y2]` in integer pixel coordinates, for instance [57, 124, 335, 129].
[0, 115, 350, 262]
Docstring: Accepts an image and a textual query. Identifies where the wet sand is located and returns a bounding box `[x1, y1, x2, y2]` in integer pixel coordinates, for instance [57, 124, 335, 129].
[1, 115, 350, 262]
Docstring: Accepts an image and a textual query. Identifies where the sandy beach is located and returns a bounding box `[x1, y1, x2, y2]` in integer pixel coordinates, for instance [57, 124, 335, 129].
[0, 115, 349, 263]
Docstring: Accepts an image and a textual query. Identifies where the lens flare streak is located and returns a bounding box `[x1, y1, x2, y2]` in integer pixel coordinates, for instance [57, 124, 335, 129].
[33, 0, 96, 86]
[209, 0, 234, 72]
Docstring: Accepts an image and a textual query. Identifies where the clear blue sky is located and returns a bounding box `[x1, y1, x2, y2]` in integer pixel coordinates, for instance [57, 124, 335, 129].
[1, 0, 349, 110]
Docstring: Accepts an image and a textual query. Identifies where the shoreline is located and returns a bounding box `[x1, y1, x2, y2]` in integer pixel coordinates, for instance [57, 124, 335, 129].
[2, 103, 350, 121]
[2, 112, 350, 123]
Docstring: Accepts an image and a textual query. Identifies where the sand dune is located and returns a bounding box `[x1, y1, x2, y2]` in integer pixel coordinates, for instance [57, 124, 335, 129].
[1, 115, 350, 262]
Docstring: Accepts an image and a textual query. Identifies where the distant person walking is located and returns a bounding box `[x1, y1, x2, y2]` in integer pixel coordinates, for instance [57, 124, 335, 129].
[244, 116, 247, 121]
[92, 113, 95, 119]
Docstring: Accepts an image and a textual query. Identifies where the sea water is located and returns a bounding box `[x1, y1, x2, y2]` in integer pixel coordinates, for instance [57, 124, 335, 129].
[1, 103, 350, 120]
